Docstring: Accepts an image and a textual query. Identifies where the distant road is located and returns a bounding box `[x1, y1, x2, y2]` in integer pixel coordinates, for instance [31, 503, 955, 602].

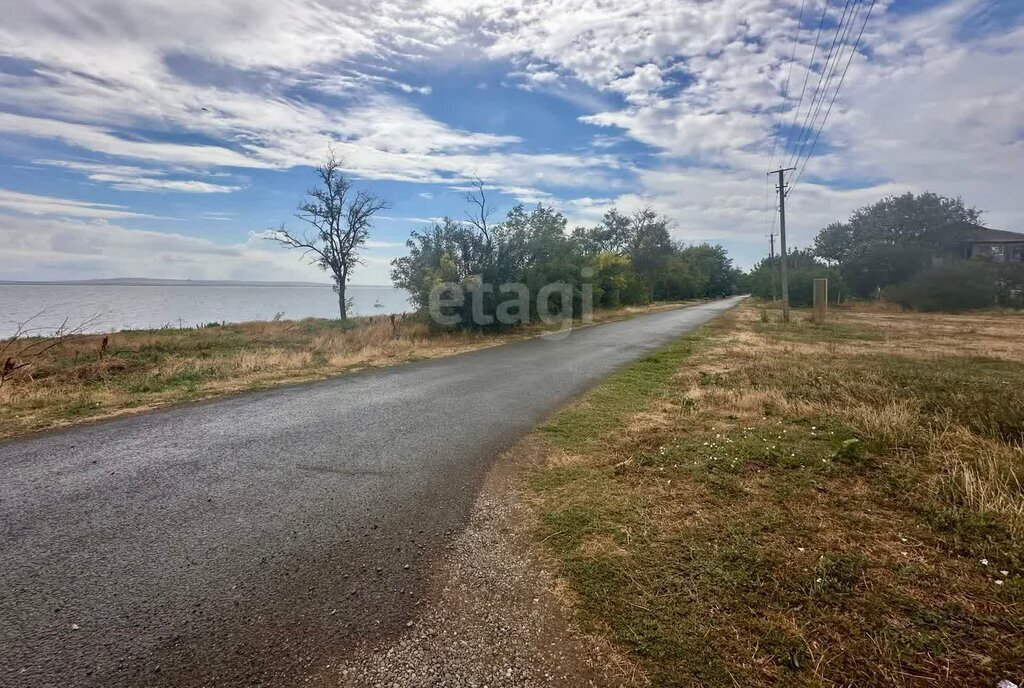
[0, 298, 742, 687]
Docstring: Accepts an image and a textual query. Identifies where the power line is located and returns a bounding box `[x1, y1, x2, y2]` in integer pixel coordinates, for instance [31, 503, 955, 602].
[786, 0, 860, 170]
[786, 0, 856, 170]
[790, 0, 877, 192]
[767, 0, 808, 174]
[788, 0, 863, 171]
[764, 0, 807, 259]
[790, 0, 856, 164]
[781, 0, 832, 164]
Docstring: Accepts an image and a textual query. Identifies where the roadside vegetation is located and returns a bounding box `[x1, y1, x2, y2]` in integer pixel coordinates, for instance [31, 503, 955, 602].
[267, 151, 745, 328]
[0, 301, 695, 439]
[393, 183, 744, 326]
[526, 301, 1024, 686]
[747, 192, 1024, 310]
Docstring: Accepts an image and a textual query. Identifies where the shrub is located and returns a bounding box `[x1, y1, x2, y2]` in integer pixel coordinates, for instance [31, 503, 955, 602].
[747, 249, 844, 306]
[887, 261, 998, 312]
[841, 244, 930, 298]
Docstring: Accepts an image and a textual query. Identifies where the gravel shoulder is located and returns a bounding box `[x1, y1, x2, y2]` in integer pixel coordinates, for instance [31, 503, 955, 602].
[322, 437, 645, 688]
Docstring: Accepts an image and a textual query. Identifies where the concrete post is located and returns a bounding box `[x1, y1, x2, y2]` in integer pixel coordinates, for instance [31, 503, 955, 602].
[813, 278, 828, 324]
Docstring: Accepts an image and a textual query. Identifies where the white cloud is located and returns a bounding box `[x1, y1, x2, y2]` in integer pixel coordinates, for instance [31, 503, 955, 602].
[0, 112, 268, 168]
[0, 214, 400, 284]
[0, 189, 162, 220]
[608, 64, 666, 103]
[35, 160, 243, 193]
[0, 0, 1021, 279]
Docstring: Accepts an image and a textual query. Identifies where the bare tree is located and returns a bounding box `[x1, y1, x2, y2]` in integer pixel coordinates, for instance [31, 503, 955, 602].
[463, 176, 496, 256]
[1, 312, 97, 389]
[267, 151, 389, 320]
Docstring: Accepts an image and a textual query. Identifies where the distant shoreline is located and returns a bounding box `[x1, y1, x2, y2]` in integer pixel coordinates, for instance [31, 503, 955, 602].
[0, 279, 392, 288]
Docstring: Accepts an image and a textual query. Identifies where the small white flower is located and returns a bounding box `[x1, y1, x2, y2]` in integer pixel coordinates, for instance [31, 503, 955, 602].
[995, 580, 1004, 586]
[1000, 570, 1009, 576]
[981, 558, 989, 566]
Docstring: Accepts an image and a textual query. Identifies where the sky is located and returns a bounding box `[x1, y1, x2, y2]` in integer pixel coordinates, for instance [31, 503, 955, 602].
[0, 0, 1021, 285]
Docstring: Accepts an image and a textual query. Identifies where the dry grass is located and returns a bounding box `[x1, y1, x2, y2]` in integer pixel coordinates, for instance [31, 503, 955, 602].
[0, 301, 697, 439]
[528, 301, 1024, 686]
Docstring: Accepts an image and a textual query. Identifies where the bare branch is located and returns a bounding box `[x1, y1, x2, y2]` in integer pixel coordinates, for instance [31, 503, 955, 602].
[264, 150, 390, 319]
[1, 311, 101, 388]
[463, 176, 495, 260]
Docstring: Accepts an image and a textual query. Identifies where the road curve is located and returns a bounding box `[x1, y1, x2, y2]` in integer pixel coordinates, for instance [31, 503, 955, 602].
[0, 298, 741, 687]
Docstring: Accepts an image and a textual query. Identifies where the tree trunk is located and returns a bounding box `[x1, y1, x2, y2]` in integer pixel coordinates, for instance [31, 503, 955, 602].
[337, 281, 347, 320]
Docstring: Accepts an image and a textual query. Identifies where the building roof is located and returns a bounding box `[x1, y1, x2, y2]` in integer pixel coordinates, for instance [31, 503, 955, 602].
[960, 224, 1024, 244]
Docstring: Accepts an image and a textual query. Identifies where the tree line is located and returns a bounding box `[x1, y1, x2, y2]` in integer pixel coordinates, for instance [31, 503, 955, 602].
[749, 191, 1024, 311]
[270, 153, 1018, 320]
[271, 153, 743, 323]
[391, 191, 742, 327]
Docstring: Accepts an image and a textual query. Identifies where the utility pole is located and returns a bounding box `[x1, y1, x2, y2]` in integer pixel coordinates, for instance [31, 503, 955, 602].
[768, 167, 795, 322]
[766, 232, 777, 302]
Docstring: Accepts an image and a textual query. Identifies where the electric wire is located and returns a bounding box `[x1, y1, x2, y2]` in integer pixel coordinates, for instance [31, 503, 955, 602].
[781, 0, 832, 165]
[789, 0, 877, 192]
[786, 0, 857, 170]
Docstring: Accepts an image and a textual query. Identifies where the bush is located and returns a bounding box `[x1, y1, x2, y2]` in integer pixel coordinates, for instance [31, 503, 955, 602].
[887, 261, 998, 312]
[785, 267, 844, 307]
[841, 244, 930, 298]
[747, 249, 844, 306]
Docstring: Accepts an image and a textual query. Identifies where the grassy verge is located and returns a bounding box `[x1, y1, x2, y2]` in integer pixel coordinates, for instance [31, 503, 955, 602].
[0, 301, 696, 439]
[526, 302, 1024, 686]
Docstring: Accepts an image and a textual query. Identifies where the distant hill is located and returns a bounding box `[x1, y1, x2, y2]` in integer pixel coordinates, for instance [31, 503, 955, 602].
[0, 278, 392, 288]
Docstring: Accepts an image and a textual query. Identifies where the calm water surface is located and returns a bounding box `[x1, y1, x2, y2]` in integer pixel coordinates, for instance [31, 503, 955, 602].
[0, 284, 411, 337]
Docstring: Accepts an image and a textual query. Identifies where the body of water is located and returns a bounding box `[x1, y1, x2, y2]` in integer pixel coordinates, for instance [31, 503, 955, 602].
[0, 284, 412, 337]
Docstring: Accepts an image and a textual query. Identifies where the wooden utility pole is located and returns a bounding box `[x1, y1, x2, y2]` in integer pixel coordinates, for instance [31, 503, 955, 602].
[766, 232, 777, 303]
[768, 167, 795, 322]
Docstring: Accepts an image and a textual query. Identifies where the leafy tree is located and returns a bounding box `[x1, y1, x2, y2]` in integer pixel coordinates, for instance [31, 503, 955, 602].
[678, 244, 736, 297]
[589, 252, 638, 308]
[748, 248, 842, 306]
[391, 184, 743, 328]
[812, 192, 984, 296]
[813, 222, 856, 265]
[840, 244, 930, 298]
[657, 254, 701, 301]
[391, 218, 482, 316]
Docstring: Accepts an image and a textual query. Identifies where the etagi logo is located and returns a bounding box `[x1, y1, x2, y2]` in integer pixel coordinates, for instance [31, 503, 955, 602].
[428, 268, 594, 341]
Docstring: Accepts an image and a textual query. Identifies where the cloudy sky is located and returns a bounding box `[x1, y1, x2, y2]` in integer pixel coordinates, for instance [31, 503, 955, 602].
[0, 0, 1021, 284]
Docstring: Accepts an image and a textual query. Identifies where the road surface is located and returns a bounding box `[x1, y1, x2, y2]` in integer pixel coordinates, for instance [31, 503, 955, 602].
[0, 298, 741, 686]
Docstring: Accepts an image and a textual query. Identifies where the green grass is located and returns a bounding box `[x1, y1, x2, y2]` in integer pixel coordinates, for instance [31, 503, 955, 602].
[539, 330, 709, 451]
[525, 304, 1024, 686]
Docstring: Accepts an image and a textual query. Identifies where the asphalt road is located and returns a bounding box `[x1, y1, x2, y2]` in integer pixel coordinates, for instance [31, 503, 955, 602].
[0, 298, 741, 687]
